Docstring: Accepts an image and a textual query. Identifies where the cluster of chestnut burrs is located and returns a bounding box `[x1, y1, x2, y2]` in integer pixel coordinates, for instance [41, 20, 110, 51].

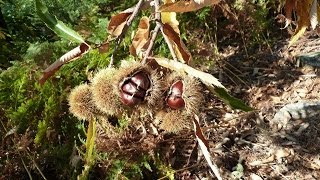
[68, 60, 203, 133]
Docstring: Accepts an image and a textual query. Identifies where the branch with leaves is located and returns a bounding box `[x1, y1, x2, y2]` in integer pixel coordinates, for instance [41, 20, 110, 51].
[36, 0, 252, 179]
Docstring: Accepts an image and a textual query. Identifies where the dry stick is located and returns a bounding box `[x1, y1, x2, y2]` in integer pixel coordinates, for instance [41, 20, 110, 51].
[141, 0, 161, 65]
[142, 25, 160, 65]
[109, 0, 144, 67]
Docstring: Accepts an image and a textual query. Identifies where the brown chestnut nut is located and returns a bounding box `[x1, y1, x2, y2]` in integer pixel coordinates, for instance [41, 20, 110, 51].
[119, 71, 151, 106]
[167, 80, 185, 109]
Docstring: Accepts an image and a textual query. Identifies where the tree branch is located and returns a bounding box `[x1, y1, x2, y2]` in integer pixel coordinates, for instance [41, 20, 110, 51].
[109, 0, 144, 67]
[141, 0, 162, 65]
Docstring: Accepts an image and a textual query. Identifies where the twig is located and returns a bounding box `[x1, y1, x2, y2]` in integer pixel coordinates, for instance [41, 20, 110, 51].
[26, 149, 48, 180]
[142, 0, 161, 64]
[20, 156, 33, 180]
[109, 0, 144, 67]
[142, 24, 161, 64]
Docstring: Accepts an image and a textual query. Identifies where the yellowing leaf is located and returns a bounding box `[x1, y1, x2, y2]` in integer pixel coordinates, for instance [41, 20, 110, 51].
[159, 0, 220, 12]
[289, 0, 313, 46]
[161, 0, 180, 33]
[130, 16, 150, 57]
[152, 57, 225, 89]
[161, 12, 179, 29]
[289, 26, 307, 47]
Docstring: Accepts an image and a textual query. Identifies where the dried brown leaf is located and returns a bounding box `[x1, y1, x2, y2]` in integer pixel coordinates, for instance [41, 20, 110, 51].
[107, 11, 132, 37]
[98, 43, 109, 54]
[193, 114, 222, 180]
[39, 43, 90, 85]
[159, 0, 220, 12]
[162, 23, 191, 64]
[284, 0, 296, 27]
[129, 16, 150, 57]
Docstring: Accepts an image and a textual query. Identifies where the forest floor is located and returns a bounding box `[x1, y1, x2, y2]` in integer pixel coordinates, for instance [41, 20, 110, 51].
[93, 29, 320, 179]
[163, 30, 320, 179]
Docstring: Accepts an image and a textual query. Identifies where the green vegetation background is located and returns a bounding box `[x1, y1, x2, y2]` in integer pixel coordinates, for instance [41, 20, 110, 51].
[0, 0, 275, 179]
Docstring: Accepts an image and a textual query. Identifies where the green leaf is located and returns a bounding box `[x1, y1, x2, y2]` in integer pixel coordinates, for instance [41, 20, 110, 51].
[35, 0, 85, 43]
[213, 87, 254, 112]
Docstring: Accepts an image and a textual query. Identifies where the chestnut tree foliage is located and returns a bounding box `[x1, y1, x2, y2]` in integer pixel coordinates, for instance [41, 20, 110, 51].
[1, 0, 310, 179]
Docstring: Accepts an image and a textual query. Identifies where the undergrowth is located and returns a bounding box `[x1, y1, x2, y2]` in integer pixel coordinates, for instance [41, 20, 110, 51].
[0, 0, 277, 179]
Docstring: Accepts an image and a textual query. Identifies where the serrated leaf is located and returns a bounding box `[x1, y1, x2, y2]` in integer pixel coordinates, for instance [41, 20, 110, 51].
[159, 0, 220, 12]
[213, 87, 253, 111]
[35, 0, 85, 43]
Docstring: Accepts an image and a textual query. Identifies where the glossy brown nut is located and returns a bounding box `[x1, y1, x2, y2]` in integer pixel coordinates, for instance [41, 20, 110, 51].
[120, 92, 142, 106]
[171, 80, 183, 95]
[131, 71, 150, 91]
[121, 81, 145, 98]
[167, 80, 185, 109]
[119, 71, 151, 106]
[167, 95, 185, 109]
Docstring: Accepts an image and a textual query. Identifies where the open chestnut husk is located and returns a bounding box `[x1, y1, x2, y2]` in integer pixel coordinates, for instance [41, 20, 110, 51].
[156, 73, 203, 132]
[115, 61, 164, 110]
[166, 74, 203, 114]
[91, 61, 164, 119]
[119, 71, 151, 106]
